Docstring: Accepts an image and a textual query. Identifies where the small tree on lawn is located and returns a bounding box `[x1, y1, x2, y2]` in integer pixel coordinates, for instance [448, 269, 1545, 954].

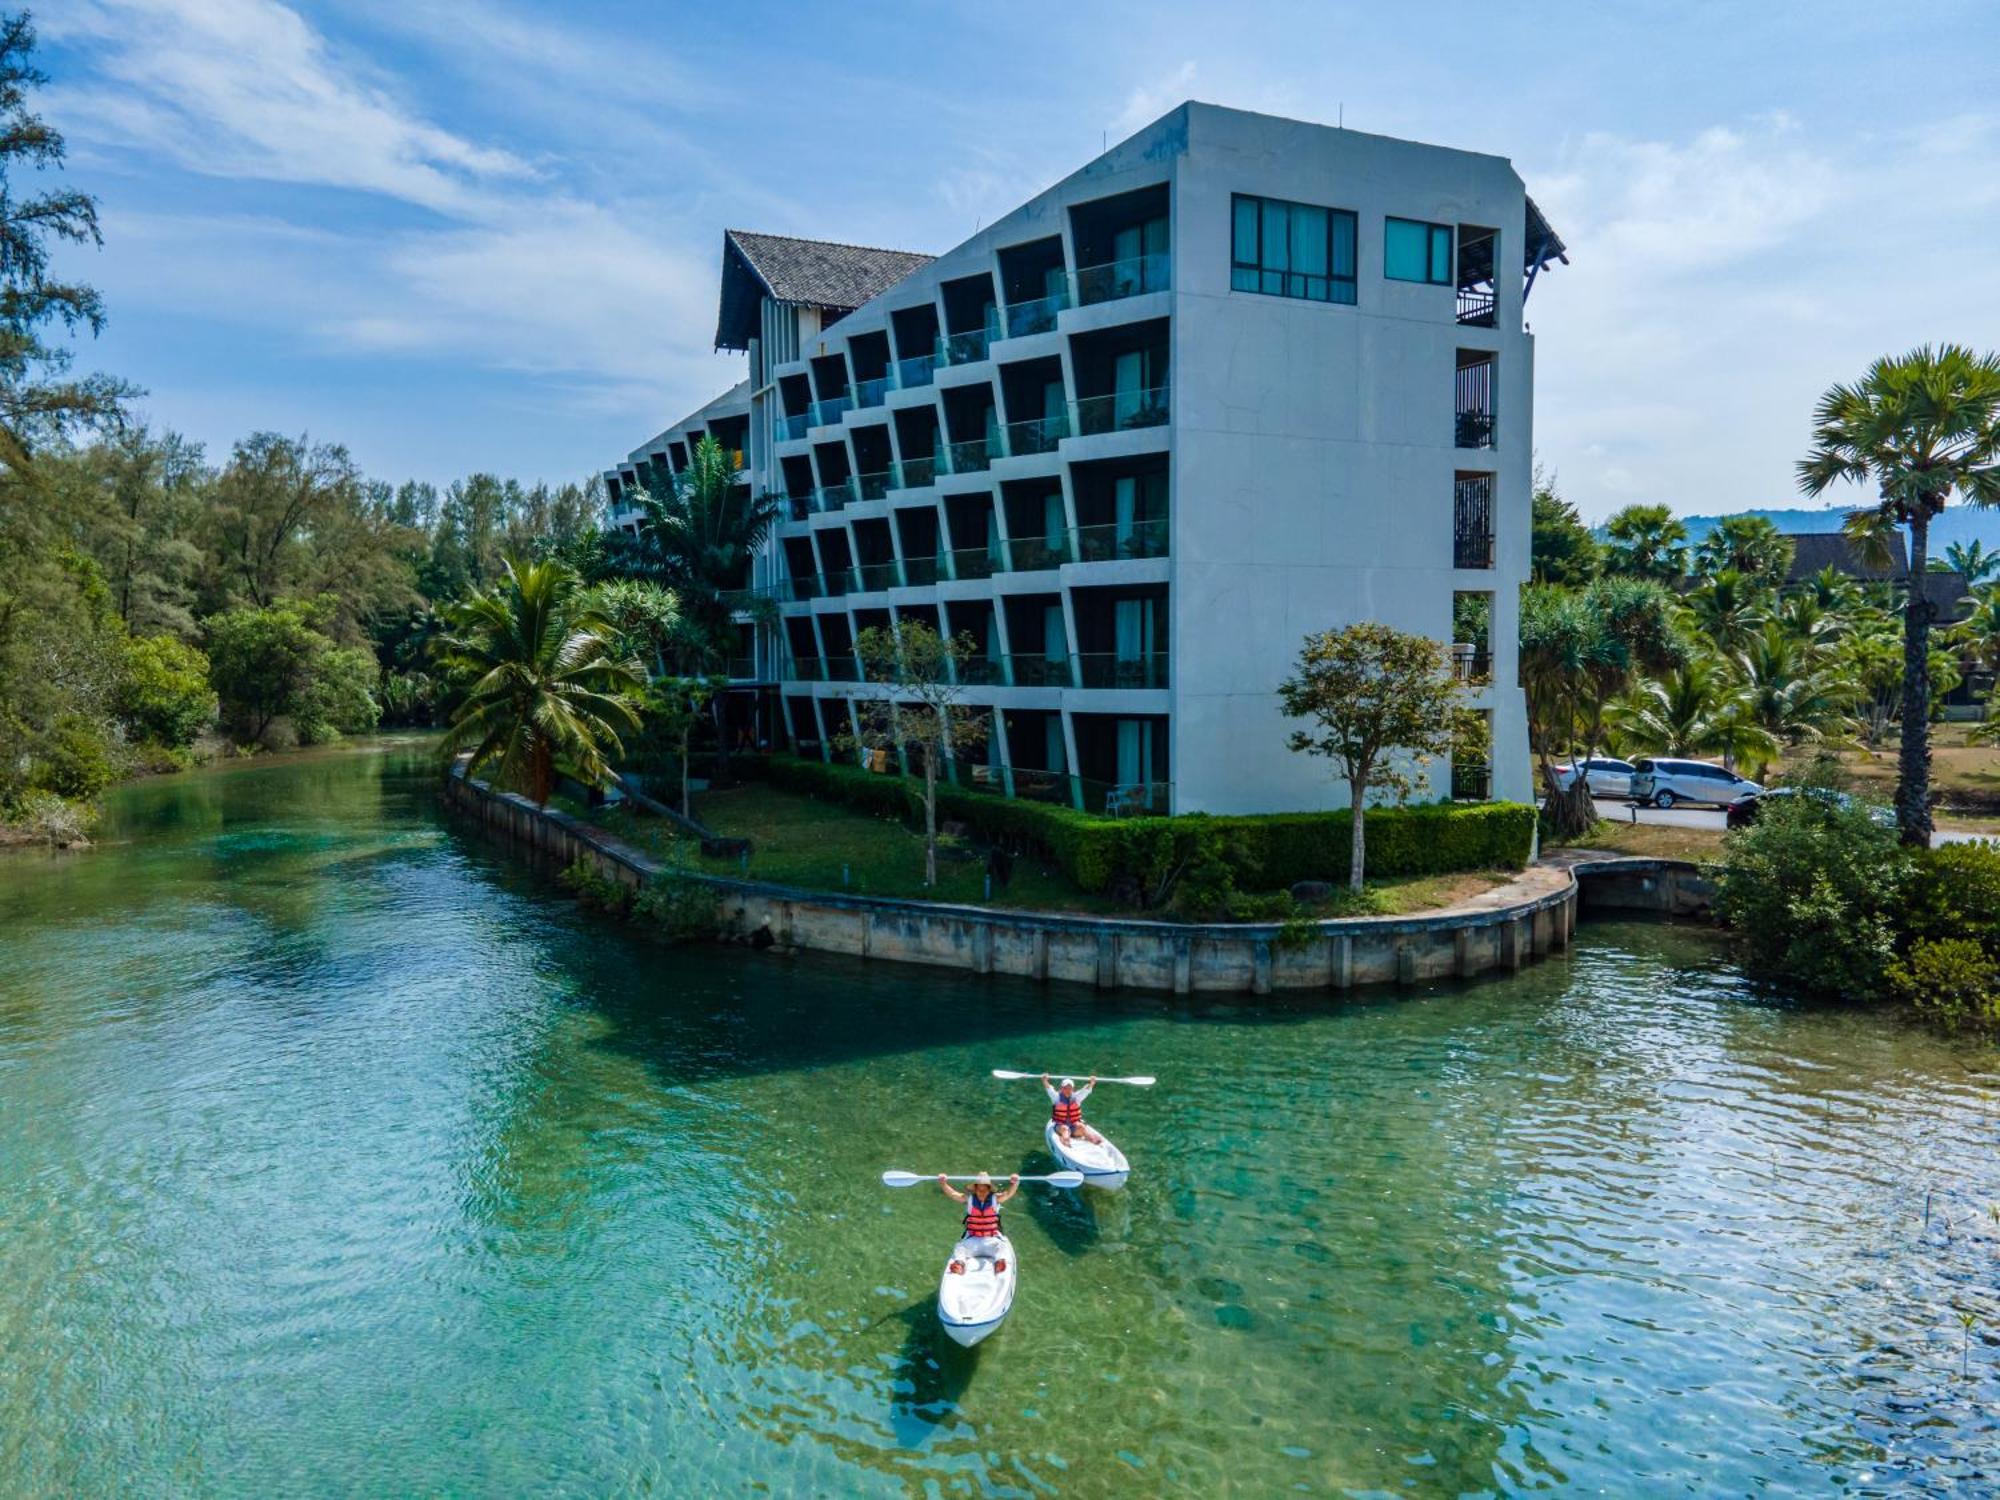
[1278, 622, 1478, 892]
[850, 621, 990, 888]
[645, 673, 725, 820]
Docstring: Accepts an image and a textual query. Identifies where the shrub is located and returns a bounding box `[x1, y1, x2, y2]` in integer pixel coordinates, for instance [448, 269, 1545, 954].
[1904, 841, 2000, 952]
[760, 754, 1534, 899]
[557, 857, 636, 916]
[1713, 792, 1911, 999]
[633, 873, 718, 943]
[115, 635, 217, 749]
[4, 789, 96, 847]
[1884, 938, 2000, 1035]
[31, 715, 120, 800]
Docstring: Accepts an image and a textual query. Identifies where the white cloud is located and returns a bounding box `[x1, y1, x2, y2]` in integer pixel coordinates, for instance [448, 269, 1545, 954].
[48, 0, 532, 215]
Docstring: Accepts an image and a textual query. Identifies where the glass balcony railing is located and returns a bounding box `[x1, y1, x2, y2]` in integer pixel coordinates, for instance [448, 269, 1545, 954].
[1073, 251, 1171, 306]
[852, 374, 892, 409]
[725, 656, 757, 680]
[938, 327, 994, 366]
[896, 352, 937, 389]
[1074, 652, 1169, 689]
[810, 394, 852, 427]
[1071, 518, 1168, 561]
[785, 493, 813, 522]
[1004, 532, 1072, 572]
[1002, 286, 1070, 338]
[944, 547, 1000, 582]
[824, 655, 860, 683]
[816, 567, 857, 598]
[778, 411, 811, 442]
[851, 560, 904, 593]
[950, 655, 1010, 686]
[853, 468, 894, 502]
[900, 555, 944, 587]
[1000, 410, 1069, 456]
[895, 455, 938, 489]
[1072, 384, 1170, 436]
[1004, 654, 1074, 688]
[790, 655, 826, 683]
[946, 437, 992, 473]
[813, 480, 856, 514]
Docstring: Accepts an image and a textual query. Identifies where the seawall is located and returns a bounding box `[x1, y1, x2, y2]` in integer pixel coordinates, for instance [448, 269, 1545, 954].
[443, 772, 1703, 995]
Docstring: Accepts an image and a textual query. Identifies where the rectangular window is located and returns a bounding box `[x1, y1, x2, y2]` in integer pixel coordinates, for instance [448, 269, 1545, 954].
[1230, 193, 1357, 304]
[1385, 217, 1453, 284]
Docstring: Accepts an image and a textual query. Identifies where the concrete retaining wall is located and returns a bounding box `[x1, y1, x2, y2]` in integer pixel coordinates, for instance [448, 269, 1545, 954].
[443, 772, 1597, 994]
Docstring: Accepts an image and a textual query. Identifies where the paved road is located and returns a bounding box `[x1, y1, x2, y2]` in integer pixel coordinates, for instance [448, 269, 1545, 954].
[1590, 798, 1997, 847]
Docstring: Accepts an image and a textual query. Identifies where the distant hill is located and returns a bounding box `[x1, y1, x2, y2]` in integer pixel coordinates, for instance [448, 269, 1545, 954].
[1675, 506, 2000, 554]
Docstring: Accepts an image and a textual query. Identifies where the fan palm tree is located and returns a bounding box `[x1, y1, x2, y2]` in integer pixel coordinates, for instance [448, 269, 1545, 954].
[1800, 344, 2000, 843]
[438, 555, 645, 805]
[1602, 503, 1689, 581]
[1694, 515, 1794, 585]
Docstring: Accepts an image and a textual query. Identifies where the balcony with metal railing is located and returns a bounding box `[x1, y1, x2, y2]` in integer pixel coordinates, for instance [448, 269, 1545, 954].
[1071, 518, 1168, 562]
[1003, 532, 1072, 572]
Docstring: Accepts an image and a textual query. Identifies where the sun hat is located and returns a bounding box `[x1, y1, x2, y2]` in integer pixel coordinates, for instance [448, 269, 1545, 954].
[973, 1171, 992, 1186]
[1060, 1077, 1076, 1090]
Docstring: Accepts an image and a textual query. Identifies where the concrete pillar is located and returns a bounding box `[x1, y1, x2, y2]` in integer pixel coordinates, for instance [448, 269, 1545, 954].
[971, 922, 994, 975]
[860, 910, 873, 960]
[1095, 932, 1117, 990]
[1502, 917, 1524, 971]
[1032, 929, 1050, 982]
[1329, 934, 1353, 990]
[1454, 927, 1474, 979]
[1397, 940, 1418, 986]
[1172, 935, 1192, 995]
[1251, 940, 1273, 995]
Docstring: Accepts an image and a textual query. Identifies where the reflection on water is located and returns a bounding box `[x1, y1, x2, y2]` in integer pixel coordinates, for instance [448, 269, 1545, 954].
[0, 741, 1996, 1495]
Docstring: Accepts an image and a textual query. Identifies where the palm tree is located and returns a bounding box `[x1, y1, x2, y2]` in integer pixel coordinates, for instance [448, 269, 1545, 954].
[1607, 657, 1775, 772]
[1682, 568, 1765, 652]
[438, 555, 644, 805]
[1602, 503, 1690, 581]
[1800, 344, 2000, 844]
[1945, 538, 2000, 586]
[1694, 515, 1794, 585]
[1734, 622, 1856, 750]
[614, 435, 779, 643]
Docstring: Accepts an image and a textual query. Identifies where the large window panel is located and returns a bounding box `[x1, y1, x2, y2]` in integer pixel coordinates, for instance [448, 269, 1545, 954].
[1386, 217, 1453, 285]
[1230, 193, 1357, 304]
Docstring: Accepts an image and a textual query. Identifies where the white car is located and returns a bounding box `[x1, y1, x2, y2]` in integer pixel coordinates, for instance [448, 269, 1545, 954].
[1630, 757, 1762, 810]
[1553, 757, 1638, 798]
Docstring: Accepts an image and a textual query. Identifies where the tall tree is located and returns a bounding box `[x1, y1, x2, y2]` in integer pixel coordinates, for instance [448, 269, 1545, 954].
[1944, 538, 1999, 585]
[1278, 622, 1478, 891]
[1529, 470, 1600, 585]
[1602, 503, 1689, 581]
[0, 12, 134, 468]
[1800, 345, 2000, 845]
[850, 621, 990, 888]
[437, 556, 643, 805]
[1693, 515, 1793, 585]
[1607, 656, 1773, 771]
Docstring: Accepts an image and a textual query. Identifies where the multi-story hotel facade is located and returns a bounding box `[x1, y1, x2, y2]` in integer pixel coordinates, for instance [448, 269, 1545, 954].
[605, 103, 1565, 815]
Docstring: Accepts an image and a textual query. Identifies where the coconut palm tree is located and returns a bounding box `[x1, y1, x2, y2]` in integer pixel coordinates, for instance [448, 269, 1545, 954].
[1682, 568, 1765, 652]
[1607, 656, 1775, 773]
[614, 435, 779, 642]
[1800, 344, 2000, 844]
[1735, 622, 1856, 749]
[438, 556, 645, 805]
[1945, 538, 2000, 586]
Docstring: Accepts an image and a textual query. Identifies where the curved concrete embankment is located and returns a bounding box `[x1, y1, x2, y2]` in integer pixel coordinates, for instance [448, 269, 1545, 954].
[445, 772, 1706, 995]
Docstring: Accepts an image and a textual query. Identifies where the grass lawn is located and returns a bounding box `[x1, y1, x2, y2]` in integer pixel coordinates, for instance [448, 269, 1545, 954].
[1775, 724, 2000, 810]
[1560, 818, 1723, 862]
[568, 781, 1522, 919]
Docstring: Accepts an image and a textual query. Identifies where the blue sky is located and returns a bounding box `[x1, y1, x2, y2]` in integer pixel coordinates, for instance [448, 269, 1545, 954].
[40, 0, 2000, 519]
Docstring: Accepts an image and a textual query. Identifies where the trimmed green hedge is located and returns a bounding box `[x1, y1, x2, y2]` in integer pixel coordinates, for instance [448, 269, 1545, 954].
[761, 754, 1534, 894]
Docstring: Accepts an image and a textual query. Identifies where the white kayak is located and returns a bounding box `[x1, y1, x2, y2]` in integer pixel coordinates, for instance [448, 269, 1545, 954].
[937, 1234, 1016, 1347]
[1045, 1119, 1130, 1191]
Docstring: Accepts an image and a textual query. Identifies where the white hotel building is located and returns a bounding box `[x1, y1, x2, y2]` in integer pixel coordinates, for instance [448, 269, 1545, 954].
[604, 103, 1565, 815]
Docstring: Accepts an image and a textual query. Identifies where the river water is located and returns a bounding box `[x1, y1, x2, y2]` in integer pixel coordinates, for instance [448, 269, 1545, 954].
[0, 741, 1995, 1496]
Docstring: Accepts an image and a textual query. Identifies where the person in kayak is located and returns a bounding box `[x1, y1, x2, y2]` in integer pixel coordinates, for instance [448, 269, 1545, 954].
[939, 1171, 1018, 1274]
[1043, 1074, 1102, 1146]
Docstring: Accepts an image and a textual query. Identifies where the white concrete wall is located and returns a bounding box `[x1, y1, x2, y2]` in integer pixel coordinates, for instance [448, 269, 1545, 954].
[1167, 105, 1534, 811]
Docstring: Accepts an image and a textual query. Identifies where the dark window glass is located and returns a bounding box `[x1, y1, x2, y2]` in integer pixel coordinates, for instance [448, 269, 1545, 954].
[1230, 193, 1356, 305]
[1386, 217, 1453, 285]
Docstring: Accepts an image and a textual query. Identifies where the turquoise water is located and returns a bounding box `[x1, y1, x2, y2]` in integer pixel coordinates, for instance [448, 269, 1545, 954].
[0, 741, 1996, 1496]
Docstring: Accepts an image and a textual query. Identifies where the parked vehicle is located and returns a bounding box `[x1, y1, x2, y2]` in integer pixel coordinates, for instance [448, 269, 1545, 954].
[1725, 787, 1895, 830]
[1551, 757, 1638, 798]
[1629, 758, 1762, 809]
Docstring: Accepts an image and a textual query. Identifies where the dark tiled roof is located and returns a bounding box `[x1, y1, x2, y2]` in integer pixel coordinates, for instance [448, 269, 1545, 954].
[716, 230, 932, 351]
[1784, 531, 1907, 582]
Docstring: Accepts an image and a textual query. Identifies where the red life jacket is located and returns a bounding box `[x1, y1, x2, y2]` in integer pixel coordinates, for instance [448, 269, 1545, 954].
[1052, 1095, 1083, 1127]
[963, 1193, 1001, 1237]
